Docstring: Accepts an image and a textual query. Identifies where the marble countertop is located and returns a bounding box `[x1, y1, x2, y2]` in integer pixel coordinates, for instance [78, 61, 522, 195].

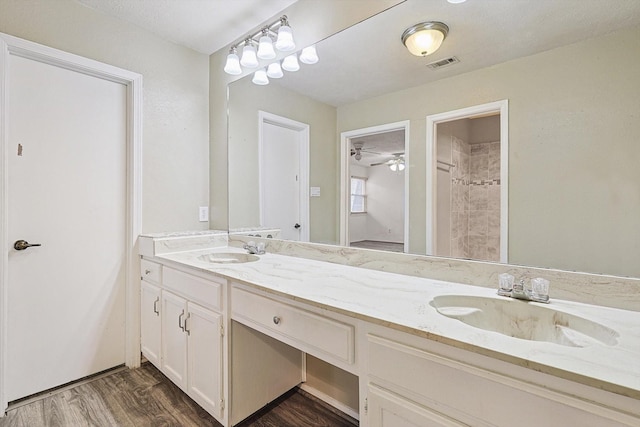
[155, 247, 640, 400]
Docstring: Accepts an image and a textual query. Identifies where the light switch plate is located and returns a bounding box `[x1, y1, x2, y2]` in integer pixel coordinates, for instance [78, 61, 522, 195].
[310, 187, 321, 197]
[199, 206, 209, 222]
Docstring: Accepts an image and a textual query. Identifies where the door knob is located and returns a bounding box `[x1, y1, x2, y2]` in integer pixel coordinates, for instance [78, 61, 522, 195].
[14, 240, 42, 251]
[294, 223, 301, 229]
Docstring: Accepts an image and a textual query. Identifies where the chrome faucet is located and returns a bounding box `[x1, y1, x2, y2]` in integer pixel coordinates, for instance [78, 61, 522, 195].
[243, 241, 265, 255]
[498, 274, 550, 303]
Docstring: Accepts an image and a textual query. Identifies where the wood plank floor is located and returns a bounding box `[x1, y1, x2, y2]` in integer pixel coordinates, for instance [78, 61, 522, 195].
[350, 240, 404, 253]
[0, 362, 357, 427]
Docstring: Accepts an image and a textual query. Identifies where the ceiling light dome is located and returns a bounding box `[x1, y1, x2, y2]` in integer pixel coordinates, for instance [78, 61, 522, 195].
[401, 21, 449, 57]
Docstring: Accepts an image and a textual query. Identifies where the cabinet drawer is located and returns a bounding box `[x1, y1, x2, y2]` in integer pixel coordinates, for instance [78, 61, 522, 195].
[367, 334, 634, 427]
[141, 259, 162, 284]
[163, 267, 223, 312]
[232, 286, 355, 365]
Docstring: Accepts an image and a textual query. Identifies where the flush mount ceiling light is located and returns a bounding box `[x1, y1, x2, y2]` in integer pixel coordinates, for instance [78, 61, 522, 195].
[401, 21, 449, 57]
[223, 15, 319, 85]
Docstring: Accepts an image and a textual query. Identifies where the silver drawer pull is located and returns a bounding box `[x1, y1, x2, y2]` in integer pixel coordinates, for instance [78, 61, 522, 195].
[273, 316, 281, 325]
[153, 297, 160, 316]
[178, 310, 185, 331]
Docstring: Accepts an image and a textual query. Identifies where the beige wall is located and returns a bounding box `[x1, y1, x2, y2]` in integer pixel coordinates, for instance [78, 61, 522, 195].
[228, 78, 338, 243]
[0, 0, 210, 233]
[337, 25, 640, 278]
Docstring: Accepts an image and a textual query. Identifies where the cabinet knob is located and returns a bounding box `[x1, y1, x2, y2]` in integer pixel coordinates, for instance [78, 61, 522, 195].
[273, 316, 281, 325]
[145, 269, 151, 275]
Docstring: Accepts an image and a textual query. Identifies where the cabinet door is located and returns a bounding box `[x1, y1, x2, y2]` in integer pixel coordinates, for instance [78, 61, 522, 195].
[368, 385, 466, 427]
[186, 302, 223, 420]
[161, 290, 188, 390]
[140, 281, 161, 367]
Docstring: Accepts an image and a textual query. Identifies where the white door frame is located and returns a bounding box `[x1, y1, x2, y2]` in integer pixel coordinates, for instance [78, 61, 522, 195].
[0, 33, 142, 412]
[258, 111, 310, 242]
[426, 100, 508, 262]
[340, 120, 410, 252]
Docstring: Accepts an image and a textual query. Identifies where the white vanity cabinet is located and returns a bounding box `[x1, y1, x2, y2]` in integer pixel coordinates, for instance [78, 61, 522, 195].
[139, 260, 226, 423]
[140, 260, 162, 367]
[161, 289, 223, 419]
[364, 325, 639, 427]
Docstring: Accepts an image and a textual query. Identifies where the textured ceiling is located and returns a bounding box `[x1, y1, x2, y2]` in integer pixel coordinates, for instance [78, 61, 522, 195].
[75, 0, 298, 54]
[272, 0, 640, 106]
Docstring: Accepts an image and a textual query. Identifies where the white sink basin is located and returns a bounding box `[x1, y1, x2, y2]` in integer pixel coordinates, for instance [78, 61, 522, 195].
[197, 252, 259, 264]
[430, 295, 618, 348]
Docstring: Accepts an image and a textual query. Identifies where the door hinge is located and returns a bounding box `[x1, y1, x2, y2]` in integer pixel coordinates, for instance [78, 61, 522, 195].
[364, 396, 368, 414]
[220, 399, 225, 411]
[220, 324, 224, 336]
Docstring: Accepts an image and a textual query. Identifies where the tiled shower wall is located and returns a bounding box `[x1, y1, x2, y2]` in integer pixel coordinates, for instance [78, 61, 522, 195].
[450, 139, 501, 262]
[451, 136, 470, 258]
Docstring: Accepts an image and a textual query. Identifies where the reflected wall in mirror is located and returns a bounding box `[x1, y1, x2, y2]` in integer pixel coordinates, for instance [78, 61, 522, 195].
[228, 0, 640, 278]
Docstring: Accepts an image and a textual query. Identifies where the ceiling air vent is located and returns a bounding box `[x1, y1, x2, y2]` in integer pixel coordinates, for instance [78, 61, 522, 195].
[426, 56, 459, 70]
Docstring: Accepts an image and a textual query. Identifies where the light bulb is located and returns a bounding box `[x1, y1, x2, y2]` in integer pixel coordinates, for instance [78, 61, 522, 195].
[252, 68, 269, 85]
[389, 163, 398, 172]
[275, 25, 295, 51]
[240, 43, 259, 68]
[282, 53, 299, 72]
[299, 45, 319, 65]
[267, 62, 284, 78]
[223, 51, 242, 75]
[257, 35, 276, 60]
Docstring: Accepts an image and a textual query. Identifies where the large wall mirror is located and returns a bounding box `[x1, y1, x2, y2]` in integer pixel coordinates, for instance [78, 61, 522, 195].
[228, 0, 640, 278]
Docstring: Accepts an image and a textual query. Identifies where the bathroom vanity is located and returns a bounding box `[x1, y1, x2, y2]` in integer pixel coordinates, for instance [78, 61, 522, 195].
[139, 233, 640, 427]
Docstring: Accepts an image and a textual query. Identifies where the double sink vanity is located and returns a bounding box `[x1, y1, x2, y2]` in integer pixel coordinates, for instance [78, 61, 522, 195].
[138, 231, 640, 427]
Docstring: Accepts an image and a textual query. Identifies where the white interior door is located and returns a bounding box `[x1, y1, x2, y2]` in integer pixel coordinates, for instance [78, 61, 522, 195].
[263, 122, 300, 240]
[6, 53, 127, 401]
[259, 113, 309, 242]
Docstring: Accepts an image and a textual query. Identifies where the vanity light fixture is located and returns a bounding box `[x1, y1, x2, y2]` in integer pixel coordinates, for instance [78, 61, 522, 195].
[266, 62, 284, 78]
[223, 46, 242, 75]
[223, 15, 319, 85]
[240, 40, 259, 68]
[274, 16, 296, 51]
[281, 53, 300, 72]
[401, 21, 449, 57]
[252, 68, 269, 85]
[447, 0, 467, 3]
[299, 45, 319, 64]
[257, 29, 277, 60]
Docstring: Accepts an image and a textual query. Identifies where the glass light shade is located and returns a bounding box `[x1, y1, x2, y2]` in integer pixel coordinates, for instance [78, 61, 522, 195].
[257, 35, 276, 60]
[240, 44, 259, 68]
[223, 52, 242, 75]
[252, 68, 269, 85]
[266, 62, 284, 78]
[275, 25, 295, 51]
[389, 159, 405, 172]
[281, 53, 300, 72]
[299, 45, 319, 64]
[447, 0, 467, 3]
[401, 22, 448, 57]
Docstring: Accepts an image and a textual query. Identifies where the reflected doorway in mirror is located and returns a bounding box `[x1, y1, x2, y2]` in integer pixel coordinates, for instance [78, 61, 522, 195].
[426, 100, 509, 263]
[340, 121, 411, 253]
[258, 111, 310, 241]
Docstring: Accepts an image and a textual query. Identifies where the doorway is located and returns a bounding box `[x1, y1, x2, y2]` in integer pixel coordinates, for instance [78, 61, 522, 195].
[340, 121, 410, 253]
[426, 100, 508, 263]
[258, 111, 309, 241]
[0, 33, 142, 411]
